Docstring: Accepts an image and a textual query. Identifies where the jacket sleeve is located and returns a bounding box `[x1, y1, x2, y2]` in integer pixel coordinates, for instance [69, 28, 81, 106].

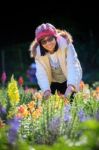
[67, 43, 82, 91]
[35, 60, 51, 92]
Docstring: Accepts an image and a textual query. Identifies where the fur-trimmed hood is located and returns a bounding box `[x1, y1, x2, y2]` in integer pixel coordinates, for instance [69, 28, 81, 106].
[29, 29, 73, 58]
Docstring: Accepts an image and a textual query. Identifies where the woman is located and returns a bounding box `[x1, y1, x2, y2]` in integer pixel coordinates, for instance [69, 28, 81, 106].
[29, 23, 82, 99]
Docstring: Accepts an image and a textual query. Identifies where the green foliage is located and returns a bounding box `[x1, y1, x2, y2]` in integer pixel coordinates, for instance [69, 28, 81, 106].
[34, 120, 99, 150]
[0, 79, 99, 149]
[0, 125, 32, 150]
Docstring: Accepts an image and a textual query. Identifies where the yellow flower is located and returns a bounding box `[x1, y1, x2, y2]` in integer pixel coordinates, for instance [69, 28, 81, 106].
[7, 75, 20, 105]
[54, 94, 63, 109]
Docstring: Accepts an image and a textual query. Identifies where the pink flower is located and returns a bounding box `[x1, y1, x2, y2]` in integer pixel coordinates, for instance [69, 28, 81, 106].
[1, 71, 7, 83]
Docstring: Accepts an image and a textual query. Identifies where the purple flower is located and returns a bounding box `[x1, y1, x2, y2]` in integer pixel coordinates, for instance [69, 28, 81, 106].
[0, 104, 6, 115]
[78, 109, 86, 122]
[48, 116, 61, 135]
[63, 104, 72, 122]
[8, 117, 21, 144]
[95, 110, 99, 121]
[64, 104, 71, 113]
[8, 128, 18, 144]
[8, 117, 20, 130]
[64, 113, 72, 122]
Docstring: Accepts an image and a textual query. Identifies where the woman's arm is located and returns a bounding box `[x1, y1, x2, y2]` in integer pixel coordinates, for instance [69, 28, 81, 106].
[66, 43, 82, 91]
[35, 60, 51, 92]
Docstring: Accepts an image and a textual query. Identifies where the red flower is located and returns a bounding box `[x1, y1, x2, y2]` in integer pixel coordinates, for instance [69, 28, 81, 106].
[18, 76, 24, 86]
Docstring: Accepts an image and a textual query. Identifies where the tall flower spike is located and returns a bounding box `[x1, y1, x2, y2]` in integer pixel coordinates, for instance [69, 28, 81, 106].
[18, 76, 24, 86]
[7, 75, 20, 105]
[1, 71, 7, 85]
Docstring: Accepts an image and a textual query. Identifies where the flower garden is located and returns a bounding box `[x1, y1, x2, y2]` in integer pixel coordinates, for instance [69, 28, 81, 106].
[0, 73, 99, 150]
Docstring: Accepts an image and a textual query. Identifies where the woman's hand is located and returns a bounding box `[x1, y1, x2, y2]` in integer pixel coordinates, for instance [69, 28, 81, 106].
[43, 90, 51, 99]
[64, 85, 76, 98]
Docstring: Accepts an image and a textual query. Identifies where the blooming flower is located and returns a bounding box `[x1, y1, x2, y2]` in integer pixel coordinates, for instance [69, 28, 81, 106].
[48, 116, 61, 135]
[0, 103, 7, 121]
[32, 106, 42, 119]
[64, 104, 71, 113]
[95, 110, 99, 121]
[7, 76, 20, 105]
[27, 101, 35, 113]
[0, 118, 5, 128]
[24, 88, 37, 95]
[8, 117, 21, 144]
[17, 104, 29, 118]
[63, 104, 72, 122]
[64, 114, 72, 122]
[34, 91, 43, 100]
[78, 109, 86, 122]
[1, 71, 7, 85]
[79, 80, 85, 90]
[18, 76, 24, 86]
[0, 103, 6, 115]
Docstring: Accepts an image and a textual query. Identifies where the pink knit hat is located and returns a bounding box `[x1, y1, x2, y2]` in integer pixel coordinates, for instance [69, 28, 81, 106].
[35, 23, 57, 42]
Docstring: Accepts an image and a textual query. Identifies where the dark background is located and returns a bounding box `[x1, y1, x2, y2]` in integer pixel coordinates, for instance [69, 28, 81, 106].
[0, 2, 98, 45]
[0, 2, 99, 84]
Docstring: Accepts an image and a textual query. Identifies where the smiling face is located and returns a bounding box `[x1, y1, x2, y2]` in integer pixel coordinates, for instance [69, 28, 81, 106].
[40, 36, 56, 54]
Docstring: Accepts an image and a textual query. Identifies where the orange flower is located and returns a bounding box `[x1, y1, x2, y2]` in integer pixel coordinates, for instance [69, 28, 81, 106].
[27, 101, 35, 113]
[18, 105, 25, 113]
[25, 88, 37, 94]
[34, 92, 43, 100]
[79, 81, 85, 90]
[64, 98, 70, 105]
[16, 113, 23, 119]
[96, 87, 99, 93]
[92, 91, 96, 98]
[0, 119, 5, 128]
[32, 106, 42, 119]
[17, 104, 29, 118]
[58, 94, 70, 105]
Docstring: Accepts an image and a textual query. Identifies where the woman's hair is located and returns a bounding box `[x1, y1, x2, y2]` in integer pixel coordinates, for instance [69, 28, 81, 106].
[39, 36, 58, 56]
[29, 27, 73, 58]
